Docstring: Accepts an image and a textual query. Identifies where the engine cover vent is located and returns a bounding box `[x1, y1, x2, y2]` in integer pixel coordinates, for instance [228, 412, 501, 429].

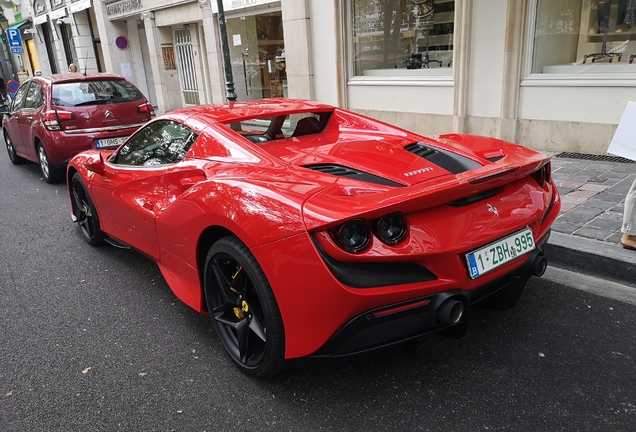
[405, 143, 482, 174]
[303, 164, 405, 188]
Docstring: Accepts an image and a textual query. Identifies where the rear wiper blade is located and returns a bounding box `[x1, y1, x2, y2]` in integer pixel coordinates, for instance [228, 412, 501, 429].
[73, 99, 112, 106]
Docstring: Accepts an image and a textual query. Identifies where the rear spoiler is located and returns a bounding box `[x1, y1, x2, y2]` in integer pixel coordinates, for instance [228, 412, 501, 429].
[302, 152, 552, 231]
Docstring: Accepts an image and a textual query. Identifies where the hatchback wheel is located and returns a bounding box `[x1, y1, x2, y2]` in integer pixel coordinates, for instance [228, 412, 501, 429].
[4, 131, 25, 165]
[70, 173, 105, 246]
[37, 143, 63, 183]
[204, 236, 286, 377]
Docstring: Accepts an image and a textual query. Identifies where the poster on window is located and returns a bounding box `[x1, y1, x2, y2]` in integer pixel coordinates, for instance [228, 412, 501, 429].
[608, 101, 636, 162]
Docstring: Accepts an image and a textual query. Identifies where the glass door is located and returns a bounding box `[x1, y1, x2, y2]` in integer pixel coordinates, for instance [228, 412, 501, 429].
[226, 11, 287, 101]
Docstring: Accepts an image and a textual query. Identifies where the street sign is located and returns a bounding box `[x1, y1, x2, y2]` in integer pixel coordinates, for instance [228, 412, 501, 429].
[6, 28, 23, 48]
[10, 47, 24, 54]
[7, 80, 20, 93]
[115, 36, 129, 50]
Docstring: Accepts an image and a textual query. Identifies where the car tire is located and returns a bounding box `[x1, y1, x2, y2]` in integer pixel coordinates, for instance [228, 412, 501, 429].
[70, 173, 105, 246]
[204, 236, 286, 377]
[37, 143, 64, 184]
[4, 130, 25, 165]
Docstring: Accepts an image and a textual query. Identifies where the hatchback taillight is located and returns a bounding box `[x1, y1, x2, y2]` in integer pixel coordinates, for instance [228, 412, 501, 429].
[138, 102, 155, 117]
[43, 110, 75, 131]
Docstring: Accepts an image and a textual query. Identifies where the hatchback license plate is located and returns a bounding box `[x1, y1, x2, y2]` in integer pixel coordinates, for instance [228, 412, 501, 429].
[96, 137, 127, 148]
[466, 228, 535, 279]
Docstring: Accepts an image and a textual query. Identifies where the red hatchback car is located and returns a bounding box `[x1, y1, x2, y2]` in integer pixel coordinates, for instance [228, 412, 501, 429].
[2, 73, 154, 183]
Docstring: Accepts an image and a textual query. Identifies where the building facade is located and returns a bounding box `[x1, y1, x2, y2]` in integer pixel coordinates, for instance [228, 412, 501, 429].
[2, 0, 636, 155]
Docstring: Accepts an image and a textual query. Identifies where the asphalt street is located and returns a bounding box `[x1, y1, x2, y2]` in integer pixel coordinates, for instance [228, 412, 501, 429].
[1, 156, 635, 431]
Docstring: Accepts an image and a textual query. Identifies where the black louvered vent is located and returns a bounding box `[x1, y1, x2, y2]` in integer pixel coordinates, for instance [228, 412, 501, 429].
[311, 236, 437, 288]
[486, 155, 504, 162]
[447, 189, 497, 207]
[304, 164, 405, 188]
[404, 143, 482, 174]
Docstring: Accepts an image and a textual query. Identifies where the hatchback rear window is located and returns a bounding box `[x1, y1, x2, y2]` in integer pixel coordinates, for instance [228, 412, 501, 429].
[51, 80, 143, 107]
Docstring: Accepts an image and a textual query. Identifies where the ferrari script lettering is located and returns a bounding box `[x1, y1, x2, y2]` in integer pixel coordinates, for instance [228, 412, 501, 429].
[404, 167, 433, 177]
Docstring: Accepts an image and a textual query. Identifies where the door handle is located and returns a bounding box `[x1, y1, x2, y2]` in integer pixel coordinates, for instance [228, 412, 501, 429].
[26, 116, 32, 121]
[143, 201, 154, 211]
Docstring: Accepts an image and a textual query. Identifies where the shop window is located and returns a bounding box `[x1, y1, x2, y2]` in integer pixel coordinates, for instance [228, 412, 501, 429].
[351, 0, 455, 77]
[531, 0, 636, 74]
[226, 11, 287, 101]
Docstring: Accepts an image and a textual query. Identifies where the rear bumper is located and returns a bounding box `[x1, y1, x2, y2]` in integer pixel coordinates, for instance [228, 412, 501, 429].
[296, 230, 549, 360]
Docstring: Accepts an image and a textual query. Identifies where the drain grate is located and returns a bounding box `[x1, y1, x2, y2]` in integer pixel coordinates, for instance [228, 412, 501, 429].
[555, 152, 635, 163]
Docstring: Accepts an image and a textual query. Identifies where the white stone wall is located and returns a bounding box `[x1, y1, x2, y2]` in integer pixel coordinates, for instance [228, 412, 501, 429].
[467, 0, 507, 119]
[82, 0, 636, 154]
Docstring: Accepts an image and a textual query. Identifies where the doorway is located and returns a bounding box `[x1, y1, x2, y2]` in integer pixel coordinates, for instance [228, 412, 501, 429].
[174, 27, 200, 106]
[226, 11, 286, 101]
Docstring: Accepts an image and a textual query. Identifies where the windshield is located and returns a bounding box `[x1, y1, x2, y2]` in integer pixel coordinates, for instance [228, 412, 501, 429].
[51, 80, 143, 107]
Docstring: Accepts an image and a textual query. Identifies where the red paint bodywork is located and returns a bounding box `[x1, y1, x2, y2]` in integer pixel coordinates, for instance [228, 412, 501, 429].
[67, 99, 560, 359]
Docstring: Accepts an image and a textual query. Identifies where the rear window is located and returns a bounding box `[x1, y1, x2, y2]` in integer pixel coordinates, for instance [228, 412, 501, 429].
[51, 80, 143, 107]
[223, 112, 332, 143]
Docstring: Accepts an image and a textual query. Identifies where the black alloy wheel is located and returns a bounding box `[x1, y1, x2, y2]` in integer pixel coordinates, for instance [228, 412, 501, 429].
[70, 173, 105, 246]
[4, 131, 25, 165]
[204, 236, 285, 377]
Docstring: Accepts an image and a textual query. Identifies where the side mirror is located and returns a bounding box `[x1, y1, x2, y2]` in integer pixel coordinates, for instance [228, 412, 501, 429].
[84, 152, 105, 175]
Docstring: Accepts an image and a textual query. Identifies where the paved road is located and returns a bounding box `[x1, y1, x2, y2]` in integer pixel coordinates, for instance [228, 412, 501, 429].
[1, 157, 635, 431]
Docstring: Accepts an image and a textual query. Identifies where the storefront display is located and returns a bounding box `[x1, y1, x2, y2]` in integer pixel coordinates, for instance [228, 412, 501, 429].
[532, 0, 636, 74]
[226, 11, 287, 101]
[351, 0, 454, 76]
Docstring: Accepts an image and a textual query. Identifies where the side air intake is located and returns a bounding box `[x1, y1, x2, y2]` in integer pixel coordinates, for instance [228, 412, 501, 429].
[303, 164, 405, 188]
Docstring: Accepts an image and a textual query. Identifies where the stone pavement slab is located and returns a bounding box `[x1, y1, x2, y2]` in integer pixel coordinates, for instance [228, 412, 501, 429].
[544, 154, 636, 285]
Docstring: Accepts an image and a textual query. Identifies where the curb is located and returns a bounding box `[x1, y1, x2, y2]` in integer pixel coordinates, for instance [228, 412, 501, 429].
[545, 231, 636, 288]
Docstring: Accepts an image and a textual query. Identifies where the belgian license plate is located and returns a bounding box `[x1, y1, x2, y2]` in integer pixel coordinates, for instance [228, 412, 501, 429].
[465, 228, 535, 279]
[96, 137, 126, 148]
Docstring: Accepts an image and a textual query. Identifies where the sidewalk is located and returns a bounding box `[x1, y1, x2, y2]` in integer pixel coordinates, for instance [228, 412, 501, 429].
[545, 153, 636, 286]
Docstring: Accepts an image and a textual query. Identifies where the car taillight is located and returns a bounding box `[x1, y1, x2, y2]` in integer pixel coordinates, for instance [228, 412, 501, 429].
[373, 212, 409, 246]
[138, 102, 155, 117]
[532, 162, 552, 188]
[43, 110, 75, 131]
[331, 219, 372, 254]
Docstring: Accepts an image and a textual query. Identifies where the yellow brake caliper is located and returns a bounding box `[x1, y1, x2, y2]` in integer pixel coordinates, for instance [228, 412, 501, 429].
[231, 266, 245, 319]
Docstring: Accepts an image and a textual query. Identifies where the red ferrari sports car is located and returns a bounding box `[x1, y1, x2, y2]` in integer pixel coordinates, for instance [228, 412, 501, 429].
[67, 99, 560, 377]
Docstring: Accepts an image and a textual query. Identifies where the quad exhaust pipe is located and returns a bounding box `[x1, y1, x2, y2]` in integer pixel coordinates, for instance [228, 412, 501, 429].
[436, 248, 547, 325]
[531, 248, 548, 277]
[437, 298, 464, 325]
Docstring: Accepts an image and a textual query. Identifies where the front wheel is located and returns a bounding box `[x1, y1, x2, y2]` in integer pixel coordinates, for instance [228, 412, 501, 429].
[70, 173, 105, 246]
[204, 236, 286, 377]
[4, 131, 25, 165]
[38, 143, 64, 183]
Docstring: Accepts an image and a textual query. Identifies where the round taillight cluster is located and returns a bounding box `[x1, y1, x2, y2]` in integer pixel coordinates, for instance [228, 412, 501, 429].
[330, 212, 409, 254]
[333, 219, 371, 254]
[374, 212, 409, 245]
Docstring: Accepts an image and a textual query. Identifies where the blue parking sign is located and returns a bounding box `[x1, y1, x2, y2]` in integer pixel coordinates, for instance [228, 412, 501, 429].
[6, 28, 22, 48]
